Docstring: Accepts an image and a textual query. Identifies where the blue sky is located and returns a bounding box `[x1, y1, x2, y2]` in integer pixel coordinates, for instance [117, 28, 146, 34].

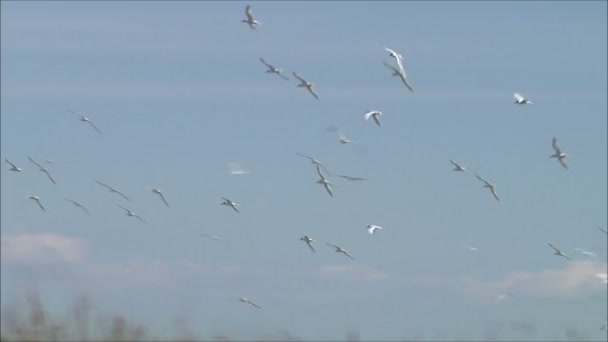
[1, 1, 607, 340]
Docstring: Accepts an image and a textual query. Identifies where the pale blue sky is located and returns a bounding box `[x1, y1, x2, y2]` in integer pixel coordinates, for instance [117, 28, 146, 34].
[1, 1, 607, 341]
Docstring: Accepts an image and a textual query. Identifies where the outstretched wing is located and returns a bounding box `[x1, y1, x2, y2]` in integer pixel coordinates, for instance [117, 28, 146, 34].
[513, 93, 524, 102]
[42, 169, 56, 184]
[5, 159, 17, 168]
[323, 183, 334, 197]
[372, 114, 381, 127]
[342, 250, 355, 260]
[490, 187, 500, 202]
[28, 156, 43, 169]
[259, 57, 272, 68]
[245, 5, 255, 21]
[135, 215, 148, 224]
[295, 152, 313, 161]
[306, 241, 316, 253]
[87, 120, 102, 134]
[307, 86, 319, 100]
[325, 243, 339, 249]
[552, 137, 561, 154]
[398, 72, 414, 92]
[476, 174, 490, 186]
[548, 243, 560, 253]
[316, 165, 326, 180]
[67, 110, 85, 119]
[159, 193, 170, 207]
[336, 175, 366, 181]
[292, 72, 307, 83]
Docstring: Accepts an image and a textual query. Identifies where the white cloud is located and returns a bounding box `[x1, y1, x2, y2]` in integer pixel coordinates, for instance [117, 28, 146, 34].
[319, 264, 388, 281]
[1, 233, 88, 266]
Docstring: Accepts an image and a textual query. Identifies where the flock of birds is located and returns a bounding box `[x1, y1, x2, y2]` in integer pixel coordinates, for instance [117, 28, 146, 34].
[3, 3, 607, 334]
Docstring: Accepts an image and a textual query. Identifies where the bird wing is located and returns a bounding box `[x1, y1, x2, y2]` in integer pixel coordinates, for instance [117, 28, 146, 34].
[67, 110, 85, 119]
[34, 199, 46, 211]
[42, 169, 56, 184]
[372, 114, 381, 127]
[306, 241, 316, 253]
[159, 193, 170, 207]
[548, 243, 561, 254]
[325, 243, 339, 249]
[490, 187, 500, 202]
[117, 204, 131, 213]
[96, 180, 112, 190]
[476, 174, 490, 186]
[249, 301, 261, 309]
[231, 205, 240, 213]
[278, 73, 289, 80]
[87, 120, 102, 134]
[562, 254, 573, 261]
[513, 93, 524, 102]
[398, 72, 414, 92]
[598, 226, 608, 234]
[558, 157, 568, 169]
[343, 250, 355, 260]
[115, 189, 130, 201]
[135, 215, 148, 224]
[450, 160, 461, 168]
[292, 72, 306, 83]
[307, 86, 319, 100]
[80, 205, 92, 215]
[259, 57, 272, 69]
[28, 156, 43, 169]
[337, 175, 366, 181]
[5, 159, 17, 168]
[552, 137, 561, 154]
[323, 183, 334, 197]
[245, 5, 254, 21]
[316, 165, 326, 180]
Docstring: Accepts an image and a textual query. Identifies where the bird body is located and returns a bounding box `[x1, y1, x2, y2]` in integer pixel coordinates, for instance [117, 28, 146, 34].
[292, 72, 319, 99]
[241, 5, 261, 30]
[221, 197, 240, 213]
[117, 205, 147, 223]
[5, 159, 22, 172]
[450, 160, 467, 172]
[513, 93, 533, 104]
[367, 224, 382, 235]
[27, 195, 46, 212]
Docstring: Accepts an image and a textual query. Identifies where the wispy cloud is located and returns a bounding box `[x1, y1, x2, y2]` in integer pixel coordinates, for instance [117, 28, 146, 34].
[1, 233, 88, 266]
[319, 264, 388, 281]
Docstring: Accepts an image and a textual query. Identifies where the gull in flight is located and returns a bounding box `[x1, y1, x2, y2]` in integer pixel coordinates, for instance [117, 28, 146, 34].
[550, 137, 568, 169]
[450, 160, 468, 172]
[221, 197, 240, 213]
[28, 157, 56, 184]
[296, 152, 331, 175]
[325, 243, 355, 260]
[241, 5, 261, 30]
[383, 48, 414, 92]
[315, 165, 335, 198]
[548, 243, 573, 261]
[573, 248, 597, 258]
[229, 162, 251, 175]
[238, 297, 261, 309]
[364, 110, 383, 127]
[300, 235, 316, 253]
[259, 58, 289, 80]
[367, 224, 382, 235]
[117, 205, 148, 223]
[200, 233, 230, 247]
[151, 188, 170, 207]
[27, 195, 46, 212]
[338, 132, 352, 144]
[598, 226, 607, 234]
[5, 159, 22, 172]
[476, 174, 500, 202]
[65, 198, 92, 215]
[513, 93, 533, 105]
[292, 72, 319, 99]
[96, 181, 130, 201]
[67, 110, 102, 134]
[336, 175, 367, 182]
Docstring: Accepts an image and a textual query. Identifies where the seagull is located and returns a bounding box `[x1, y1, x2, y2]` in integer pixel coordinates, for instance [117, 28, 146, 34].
[27, 195, 46, 212]
[336, 175, 367, 181]
[476, 174, 500, 202]
[296, 153, 331, 175]
[550, 137, 568, 169]
[315, 165, 335, 198]
[229, 162, 251, 175]
[573, 248, 597, 258]
[292, 72, 319, 99]
[67, 110, 102, 134]
[339, 133, 352, 144]
[259, 58, 289, 80]
[548, 243, 573, 261]
[513, 93, 533, 105]
[325, 243, 355, 260]
[117, 205, 147, 223]
[367, 224, 382, 235]
[5, 159, 22, 172]
[65, 198, 92, 215]
[241, 5, 261, 30]
[364, 110, 383, 127]
[383, 48, 414, 92]
[598, 226, 608, 234]
[238, 297, 261, 309]
[450, 160, 468, 172]
[300, 235, 316, 253]
[151, 188, 170, 207]
[221, 197, 240, 213]
[96, 181, 130, 201]
[28, 157, 56, 184]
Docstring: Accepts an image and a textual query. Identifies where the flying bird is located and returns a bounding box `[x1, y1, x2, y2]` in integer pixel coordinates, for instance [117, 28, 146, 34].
[28, 157, 56, 184]
[315, 165, 335, 198]
[450, 160, 468, 172]
[27, 195, 46, 212]
[292, 72, 319, 99]
[548, 243, 573, 261]
[200, 233, 230, 247]
[241, 5, 261, 30]
[598, 226, 607, 234]
[151, 188, 170, 207]
[5, 159, 22, 172]
[221, 197, 240, 213]
[65, 198, 92, 215]
[300, 235, 316, 253]
[117, 205, 148, 223]
[367, 224, 382, 235]
[67, 110, 102, 134]
[325, 243, 355, 260]
[96, 181, 130, 201]
[383, 48, 414, 92]
[476, 174, 500, 202]
[550, 137, 568, 169]
[296, 152, 331, 175]
[259, 58, 289, 80]
[238, 297, 261, 309]
[364, 110, 383, 127]
[513, 93, 533, 105]
[338, 132, 352, 144]
[336, 175, 367, 181]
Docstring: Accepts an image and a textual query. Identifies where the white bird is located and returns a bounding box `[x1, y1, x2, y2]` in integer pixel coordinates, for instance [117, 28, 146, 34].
[221, 197, 240, 213]
[300, 235, 316, 253]
[5, 159, 22, 172]
[548, 243, 573, 261]
[513, 93, 533, 105]
[259, 58, 289, 80]
[476, 174, 500, 202]
[338, 133, 352, 144]
[27, 195, 46, 212]
[65, 198, 92, 215]
[296, 152, 331, 175]
[450, 160, 468, 172]
[241, 5, 261, 30]
[117, 205, 147, 223]
[67, 110, 102, 134]
[96, 181, 130, 201]
[367, 224, 382, 235]
[598, 226, 608, 234]
[28, 157, 56, 184]
[292, 72, 319, 99]
[550, 137, 568, 169]
[325, 243, 355, 260]
[229, 162, 251, 175]
[315, 165, 335, 198]
[336, 175, 367, 182]
[364, 110, 383, 127]
[383, 48, 414, 92]
[238, 297, 261, 309]
[151, 188, 170, 207]
[573, 248, 597, 258]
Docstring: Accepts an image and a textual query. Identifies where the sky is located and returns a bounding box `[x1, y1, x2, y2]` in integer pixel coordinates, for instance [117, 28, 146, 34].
[1, 1, 607, 341]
